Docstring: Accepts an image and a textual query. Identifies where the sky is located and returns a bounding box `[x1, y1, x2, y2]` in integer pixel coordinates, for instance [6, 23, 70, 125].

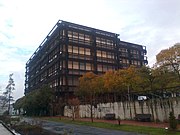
[0, 0, 180, 100]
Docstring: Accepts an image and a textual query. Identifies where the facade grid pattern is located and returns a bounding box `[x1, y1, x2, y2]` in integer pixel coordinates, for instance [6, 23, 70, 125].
[25, 20, 148, 99]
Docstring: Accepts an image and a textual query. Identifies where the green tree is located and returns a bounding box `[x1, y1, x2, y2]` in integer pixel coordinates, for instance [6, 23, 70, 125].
[13, 96, 25, 114]
[169, 111, 177, 130]
[15, 85, 53, 116]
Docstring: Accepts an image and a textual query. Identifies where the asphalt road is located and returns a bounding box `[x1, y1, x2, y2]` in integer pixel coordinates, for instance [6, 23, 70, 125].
[23, 118, 144, 135]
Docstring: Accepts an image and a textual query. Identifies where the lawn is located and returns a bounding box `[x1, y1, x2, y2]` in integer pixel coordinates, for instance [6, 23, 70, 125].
[42, 117, 180, 135]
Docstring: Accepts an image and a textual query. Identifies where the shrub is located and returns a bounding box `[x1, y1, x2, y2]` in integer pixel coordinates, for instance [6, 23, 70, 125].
[169, 111, 177, 130]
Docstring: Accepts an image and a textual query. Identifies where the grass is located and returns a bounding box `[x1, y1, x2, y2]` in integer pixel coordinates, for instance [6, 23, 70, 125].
[42, 117, 180, 135]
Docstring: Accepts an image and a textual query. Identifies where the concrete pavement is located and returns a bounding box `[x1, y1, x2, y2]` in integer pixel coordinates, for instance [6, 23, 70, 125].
[0, 123, 14, 135]
[23, 118, 144, 135]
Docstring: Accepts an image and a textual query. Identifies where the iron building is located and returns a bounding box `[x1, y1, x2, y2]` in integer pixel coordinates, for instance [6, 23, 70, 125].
[25, 20, 148, 98]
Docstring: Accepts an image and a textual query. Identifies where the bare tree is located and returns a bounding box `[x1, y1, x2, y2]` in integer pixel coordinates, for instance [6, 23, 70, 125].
[68, 98, 80, 121]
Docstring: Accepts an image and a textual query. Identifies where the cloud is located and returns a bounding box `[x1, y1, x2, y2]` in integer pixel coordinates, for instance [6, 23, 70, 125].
[0, 0, 180, 100]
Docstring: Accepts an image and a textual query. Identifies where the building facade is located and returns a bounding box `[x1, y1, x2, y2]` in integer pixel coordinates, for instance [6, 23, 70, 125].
[25, 20, 148, 100]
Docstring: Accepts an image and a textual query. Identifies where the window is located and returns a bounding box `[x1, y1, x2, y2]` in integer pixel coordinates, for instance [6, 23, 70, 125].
[73, 61, 79, 69]
[68, 45, 72, 53]
[86, 63, 91, 70]
[80, 62, 85, 70]
[85, 48, 90, 55]
[73, 32, 78, 39]
[68, 61, 73, 69]
[85, 34, 90, 41]
[63, 77, 66, 85]
[68, 77, 73, 85]
[102, 51, 106, 58]
[79, 47, 84, 55]
[59, 78, 62, 85]
[96, 50, 101, 57]
[97, 64, 103, 71]
[68, 31, 73, 38]
[120, 58, 129, 64]
[79, 33, 84, 40]
[103, 65, 108, 72]
[131, 49, 139, 54]
[119, 48, 128, 52]
[74, 77, 79, 85]
[73, 46, 78, 54]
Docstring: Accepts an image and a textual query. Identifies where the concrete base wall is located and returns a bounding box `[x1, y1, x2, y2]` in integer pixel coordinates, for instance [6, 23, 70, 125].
[64, 97, 180, 122]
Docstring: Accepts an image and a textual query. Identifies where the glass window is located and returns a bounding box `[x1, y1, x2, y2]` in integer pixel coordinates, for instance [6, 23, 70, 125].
[68, 77, 73, 85]
[73, 77, 79, 85]
[97, 64, 103, 71]
[86, 63, 91, 70]
[119, 48, 128, 52]
[73, 61, 79, 69]
[85, 48, 90, 55]
[80, 62, 85, 70]
[63, 77, 66, 85]
[59, 78, 62, 85]
[102, 51, 106, 58]
[79, 33, 84, 40]
[73, 32, 78, 39]
[68, 31, 72, 38]
[68, 61, 72, 69]
[79, 47, 84, 54]
[122, 59, 129, 64]
[96, 50, 101, 57]
[73, 46, 78, 54]
[103, 65, 108, 72]
[68, 45, 72, 53]
[85, 34, 90, 41]
[96, 37, 100, 44]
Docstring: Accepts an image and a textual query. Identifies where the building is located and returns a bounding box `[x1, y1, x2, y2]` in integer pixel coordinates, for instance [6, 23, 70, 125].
[25, 20, 148, 103]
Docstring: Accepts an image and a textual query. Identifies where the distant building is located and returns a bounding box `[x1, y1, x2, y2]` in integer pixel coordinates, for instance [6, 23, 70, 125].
[25, 20, 148, 108]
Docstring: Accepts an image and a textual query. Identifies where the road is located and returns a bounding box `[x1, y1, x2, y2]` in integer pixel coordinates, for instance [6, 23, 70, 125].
[23, 118, 144, 135]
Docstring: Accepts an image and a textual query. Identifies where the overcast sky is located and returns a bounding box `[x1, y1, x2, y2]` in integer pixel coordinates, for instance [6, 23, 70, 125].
[0, 0, 180, 100]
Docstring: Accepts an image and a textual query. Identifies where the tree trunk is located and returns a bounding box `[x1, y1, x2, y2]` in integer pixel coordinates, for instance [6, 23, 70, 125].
[122, 101, 126, 119]
[133, 100, 137, 116]
[154, 99, 159, 121]
[150, 99, 155, 121]
[90, 95, 94, 122]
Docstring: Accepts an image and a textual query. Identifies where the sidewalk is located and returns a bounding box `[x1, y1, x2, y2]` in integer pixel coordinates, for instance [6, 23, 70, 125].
[0, 123, 14, 135]
[61, 116, 180, 129]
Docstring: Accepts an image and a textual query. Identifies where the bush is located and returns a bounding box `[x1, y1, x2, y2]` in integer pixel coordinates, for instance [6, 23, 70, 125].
[169, 111, 177, 130]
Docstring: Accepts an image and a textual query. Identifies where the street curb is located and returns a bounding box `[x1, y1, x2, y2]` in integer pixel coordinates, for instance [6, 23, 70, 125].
[0, 120, 16, 135]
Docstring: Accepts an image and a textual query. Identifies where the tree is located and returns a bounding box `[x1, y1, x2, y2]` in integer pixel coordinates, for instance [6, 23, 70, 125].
[15, 85, 53, 116]
[3, 73, 15, 115]
[118, 66, 142, 119]
[13, 96, 25, 114]
[169, 111, 177, 130]
[156, 43, 180, 80]
[68, 98, 80, 121]
[76, 72, 98, 122]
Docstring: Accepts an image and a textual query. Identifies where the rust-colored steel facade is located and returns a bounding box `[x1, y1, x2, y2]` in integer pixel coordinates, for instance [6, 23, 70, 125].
[25, 20, 148, 97]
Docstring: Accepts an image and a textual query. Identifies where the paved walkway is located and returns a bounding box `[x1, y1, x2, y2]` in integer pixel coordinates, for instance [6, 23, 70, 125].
[0, 123, 14, 135]
[23, 117, 144, 135]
